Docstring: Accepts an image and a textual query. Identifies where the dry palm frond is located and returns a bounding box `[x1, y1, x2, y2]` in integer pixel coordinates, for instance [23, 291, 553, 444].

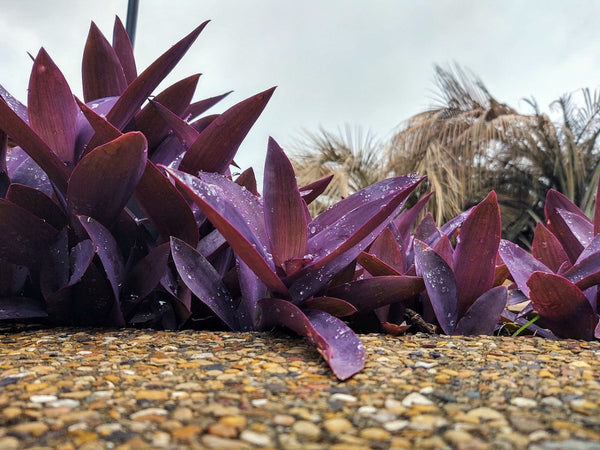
[290, 126, 389, 215]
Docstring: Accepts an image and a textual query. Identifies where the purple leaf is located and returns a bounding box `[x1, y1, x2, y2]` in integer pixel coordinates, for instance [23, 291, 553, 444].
[357, 252, 402, 276]
[87, 21, 209, 148]
[498, 239, 551, 297]
[137, 75, 200, 149]
[454, 286, 507, 335]
[440, 206, 474, 237]
[545, 189, 589, 222]
[178, 87, 276, 175]
[6, 150, 53, 196]
[77, 215, 125, 317]
[531, 222, 570, 272]
[112, 16, 137, 84]
[0, 97, 70, 193]
[40, 227, 69, 296]
[0, 199, 58, 267]
[527, 271, 598, 340]
[550, 208, 594, 262]
[414, 239, 458, 334]
[256, 298, 365, 380]
[67, 132, 147, 227]
[170, 237, 239, 330]
[367, 227, 405, 273]
[300, 297, 357, 317]
[28, 48, 80, 166]
[82, 22, 128, 102]
[68, 239, 96, 286]
[121, 242, 171, 314]
[235, 168, 258, 196]
[149, 99, 200, 149]
[326, 276, 424, 312]
[563, 248, 600, 292]
[165, 168, 288, 294]
[453, 191, 501, 316]
[6, 183, 67, 230]
[0, 297, 48, 321]
[135, 161, 198, 247]
[263, 137, 308, 268]
[74, 96, 122, 149]
[595, 180, 600, 236]
[299, 174, 333, 206]
[72, 260, 121, 326]
[432, 234, 454, 268]
[0, 83, 28, 123]
[394, 191, 434, 245]
[414, 212, 441, 245]
[185, 91, 232, 121]
[236, 257, 267, 330]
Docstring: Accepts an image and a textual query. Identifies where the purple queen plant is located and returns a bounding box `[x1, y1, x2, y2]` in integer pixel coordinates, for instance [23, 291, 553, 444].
[164, 137, 425, 379]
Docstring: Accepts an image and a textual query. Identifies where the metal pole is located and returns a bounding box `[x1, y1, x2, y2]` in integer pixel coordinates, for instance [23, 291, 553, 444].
[126, 0, 140, 48]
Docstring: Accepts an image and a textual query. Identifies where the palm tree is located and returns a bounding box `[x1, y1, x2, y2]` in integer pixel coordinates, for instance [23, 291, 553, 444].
[291, 126, 389, 216]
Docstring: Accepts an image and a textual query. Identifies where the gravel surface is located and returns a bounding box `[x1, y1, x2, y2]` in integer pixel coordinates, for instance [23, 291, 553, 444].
[1, 327, 599, 449]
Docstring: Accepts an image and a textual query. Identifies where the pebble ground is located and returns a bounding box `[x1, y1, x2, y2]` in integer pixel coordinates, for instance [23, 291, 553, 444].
[0, 327, 599, 449]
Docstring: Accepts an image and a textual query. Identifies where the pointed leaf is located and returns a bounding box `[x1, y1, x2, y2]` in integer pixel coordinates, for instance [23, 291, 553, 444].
[454, 286, 507, 335]
[137, 75, 200, 149]
[394, 191, 434, 245]
[545, 189, 589, 222]
[82, 22, 128, 102]
[453, 191, 501, 316]
[531, 222, 569, 272]
[527, 272, 598, 340]
[432, 233, 454, 268]
[235, 168, 258, 196]
[357, 252, 402, 276]
[68, 132, 147, 226]
[0, 97, 70, 192]
[264, 137, 307, 267]
[236, 257, 267, 330]
[0, 199, 58, 267]
[28, 48, 79, 166]
[121, 243, 171, 314]
[0, 84, 28, 123]
[165, 168, 288, 294]
[367, 227, 404, 273]
[135, 161, 198, 247]
[77, 216, 125, 315]
[185, 91, 232, 121]
[563, 248, 600, 291]
[149, 99, 200, 149]
[170, 237, 239, 330]
[548, 208, 594, 262]
[299, 174, 333, 206]
[6, 183, 67, 230]
[414, 239, 458, 334]
[414, 212, 441, 245]
[75, 96, 122, 148]
[327, 276, 424, 312]
[257, 298, 365, 380]
[87, 22, 209, 149]
[179, 87, 276, 174]
[300, 297, 357, 317]
[112, 16, 137, 84]
[498, 239, 552, 297]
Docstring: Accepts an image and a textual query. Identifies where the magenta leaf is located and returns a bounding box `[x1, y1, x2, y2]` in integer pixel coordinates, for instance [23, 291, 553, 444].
[74, 96, 122, 148]
[300, 297, 357, 317]
[562, 249, 600, 292]
[299, 174, 334, 206]
[357, 252, 402, 276]
[256, 298, 365, 380]
[551, 208, 594, 262]
[326, 276, 424, 312]
[236, 257, 267, 330]
[170, 237, 239, 330]
[82, 22, 128, 102]
[112, 16, 137, 84]
[28, 48, 80, 166]
[263, 137, 308, 268]
[527, 271, 598, 340]
[413, 239, 458, 334]
[165, 168, 288, 294]
[135, 161, 198, 247]
[414, 212, 441, 245]
[0, 84, 28, 123]
[6, 183, 67, 230]
[368, 227, 405, 273]
[544, 189, 589, 222]
[87, 21, 209, 147]
[595, 180, 600, 236]
[454, 286, 507, 335]
[0, 97, 70, 193]
[0, 199, 58, 267]
[179, 87, 276, 175]
[498, 239, 551, 297]
[136, 75, 200, 149]
[235, 168, 258, 196]
[67, 132, 147, 227]
[185, 91, 232, 121]
[432, 234, 454, 268]
[394, 191, 434, 245]
[531, 222, 570, 272]
[452, 191, 501, 316]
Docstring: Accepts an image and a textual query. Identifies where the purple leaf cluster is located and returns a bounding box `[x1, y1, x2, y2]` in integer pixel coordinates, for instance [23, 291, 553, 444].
[0, 17, 598, 381]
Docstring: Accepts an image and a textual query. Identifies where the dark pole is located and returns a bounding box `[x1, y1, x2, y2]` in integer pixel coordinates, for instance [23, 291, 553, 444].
[126, 0, 140, 48]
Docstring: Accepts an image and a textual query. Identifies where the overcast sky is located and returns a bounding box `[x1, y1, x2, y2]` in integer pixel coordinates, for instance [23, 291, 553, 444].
[1, 1, 600, 181]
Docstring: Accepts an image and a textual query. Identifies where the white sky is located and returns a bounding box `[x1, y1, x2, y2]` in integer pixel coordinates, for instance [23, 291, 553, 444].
[1, 1, 600, 182]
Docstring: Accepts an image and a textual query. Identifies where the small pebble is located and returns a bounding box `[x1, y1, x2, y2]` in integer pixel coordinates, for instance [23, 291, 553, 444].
[251, 398, 268, 407]
[402, 392, 433, 407]
[30, 394, 58, 404]
[293, 420, 321, 440]
[329, 393, 358, 403]
[383, 420, 409, 432]
[240, 430, 272, 446]
[511, 397, 537, 408]
[324, 417, 354, 433]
